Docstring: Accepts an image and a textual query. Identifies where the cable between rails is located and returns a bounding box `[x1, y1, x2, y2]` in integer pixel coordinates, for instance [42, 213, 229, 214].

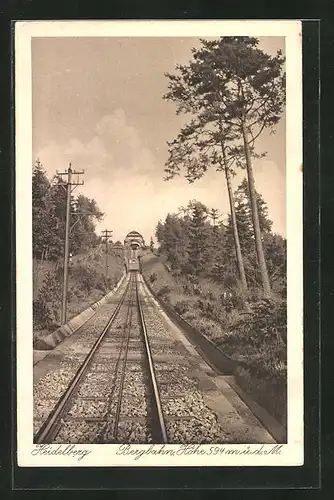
[112, 273, 137, 440]
[34, 275, 133, 444]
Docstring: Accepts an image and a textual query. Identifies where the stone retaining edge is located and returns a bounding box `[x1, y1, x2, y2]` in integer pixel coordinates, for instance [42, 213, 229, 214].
[33, 271, 126, 352]
[224, 375, 287, 443]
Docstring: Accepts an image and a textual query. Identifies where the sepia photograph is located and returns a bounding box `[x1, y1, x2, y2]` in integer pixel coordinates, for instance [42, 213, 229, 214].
[15, 20, 303, 467]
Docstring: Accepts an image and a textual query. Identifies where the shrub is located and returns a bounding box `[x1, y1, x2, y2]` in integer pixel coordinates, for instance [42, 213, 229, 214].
[33, 270, 62, 329]
[223, 273, 238, 289]
[40, 270, 62, 299]
[197, 299, 214, 317]
[149, 272, 158, 283]
[182, 311, 197, 322]
[33, 299, 53, 329]
[232, 298, 287, 347]
[218, 297, 287, 380]
[95, 279, 106, 293]
[188, 274, 199, 285]
[156, 285, 171, 299]
[174, 300, 191, 315]
[70, 264, 102, 293]
[191, 316, 223, 340]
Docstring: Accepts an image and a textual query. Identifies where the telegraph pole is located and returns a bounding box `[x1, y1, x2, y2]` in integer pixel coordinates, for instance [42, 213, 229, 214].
[101, 229, 113, 278]
[56, 163, 84, 325]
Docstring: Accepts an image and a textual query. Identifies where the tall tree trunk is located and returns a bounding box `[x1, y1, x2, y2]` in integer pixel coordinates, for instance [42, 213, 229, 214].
[222, 148, 248, 292]
[241, 121, 271, 296]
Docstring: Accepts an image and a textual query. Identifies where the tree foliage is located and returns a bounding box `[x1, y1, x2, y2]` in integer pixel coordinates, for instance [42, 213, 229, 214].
[224, 180, 286, 292]
[32, 162, 63, 260]
[149, 237, 154, 252]
[32, 160, 104, 260]
[185, 202, 210, 276]
[155, 214, 190, 270]
[164, 37, 285, 140]
[164, 36, 285, 296]
[69, 194, 103, 254]
[226, 178, 272, 253]
[155, 195, 286, 296]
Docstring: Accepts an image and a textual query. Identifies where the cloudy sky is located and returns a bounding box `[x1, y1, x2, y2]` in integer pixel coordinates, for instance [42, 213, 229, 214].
[32, 36, 286, 244]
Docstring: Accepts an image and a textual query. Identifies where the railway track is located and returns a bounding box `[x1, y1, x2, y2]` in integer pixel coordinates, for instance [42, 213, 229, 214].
[34, 272, 168, 444]
[34, 271, 275, 445]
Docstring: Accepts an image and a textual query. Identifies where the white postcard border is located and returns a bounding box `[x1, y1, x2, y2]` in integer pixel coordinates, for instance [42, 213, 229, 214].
[15, 20, 303, 467]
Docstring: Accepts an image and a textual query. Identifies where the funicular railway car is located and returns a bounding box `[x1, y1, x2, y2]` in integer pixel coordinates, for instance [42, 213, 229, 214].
[128, 258, 140, 271]
[124, 230, 144, 272]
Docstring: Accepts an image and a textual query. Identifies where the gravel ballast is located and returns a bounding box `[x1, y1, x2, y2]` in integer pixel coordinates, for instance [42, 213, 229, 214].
[34, 274, 275, 445]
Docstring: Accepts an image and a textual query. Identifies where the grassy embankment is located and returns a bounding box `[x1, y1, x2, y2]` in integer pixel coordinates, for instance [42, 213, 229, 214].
[33, 246, 124, 343]
[141, 251, 287, 427]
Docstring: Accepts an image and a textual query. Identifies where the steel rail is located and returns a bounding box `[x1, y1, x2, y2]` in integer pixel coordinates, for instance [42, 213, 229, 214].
[135, 273, 168, 443]
[34, 275, 133, 444]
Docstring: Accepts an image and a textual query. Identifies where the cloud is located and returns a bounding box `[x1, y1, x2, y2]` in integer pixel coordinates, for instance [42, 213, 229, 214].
[96, 109, 141, 150]
[35, 110, 285, 243]
[35, 108, 157, 180]
[36, 136, 110, 179]
[35, 109, 162, 241]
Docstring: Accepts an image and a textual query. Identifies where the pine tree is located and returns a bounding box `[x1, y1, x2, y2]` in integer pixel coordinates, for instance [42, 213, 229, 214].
[155, 221, 165, 247]
[69, 194, 104, 254]
[32, 160, 104, 261]
[186, 203, 209, 276]
[229, 178, 273, 252]
[163, 117, 248, 291]
[32, 161, 61, 260]
[209, 208, 220, 228]
[226, 179, 276, 287]
[156, 214, 189, 270]
[164, 36, 285, 296]
[263, 232, 286, 294]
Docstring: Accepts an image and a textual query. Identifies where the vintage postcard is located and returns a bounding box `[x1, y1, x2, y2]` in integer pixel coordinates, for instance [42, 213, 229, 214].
[15, 20, 303, 467]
